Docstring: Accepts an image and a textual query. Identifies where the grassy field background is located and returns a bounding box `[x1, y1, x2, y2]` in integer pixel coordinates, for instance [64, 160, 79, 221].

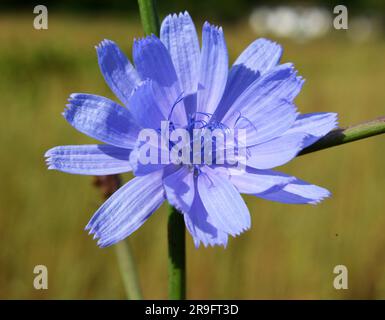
[0, 13, 385, 299]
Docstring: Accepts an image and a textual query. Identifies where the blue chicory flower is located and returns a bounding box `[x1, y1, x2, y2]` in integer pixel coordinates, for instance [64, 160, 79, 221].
[45, 12, 338, 248]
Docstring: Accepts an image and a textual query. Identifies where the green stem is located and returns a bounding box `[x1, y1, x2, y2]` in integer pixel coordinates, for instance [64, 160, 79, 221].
[138, 0, 160, 36]
[299, 116, 385, 156]
[137, 0, 186, 300]
[168, 207, 186, 300]
[115, 240, 143, 300]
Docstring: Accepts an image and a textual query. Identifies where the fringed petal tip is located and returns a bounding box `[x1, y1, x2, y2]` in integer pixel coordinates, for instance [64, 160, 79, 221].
[164, 11, 191, 21]
[317, 112, 339, 134]
[86, 227, 122, 248]
[190, 225, 254, 248]
[44, 148, 57, 168]
[203, 21, 224, 34]
[309, 189, 331, 205]
[330, 112, 339, 129]
[132, 36, 158, 44]
[133, 34, 159, 47]
[95, 39, 116, 51]
[190, 227, 249, 246]
[62, 101, 87, 123]
[276, 62, 305, 83]
[290, 69, 306, 87]
[257, 37, 282, 49]
[193, 236, 229, 249]
[62, 104, 74, 121]
[45, 158, 56, 170]
[68, 93, 79, 101]
[85, 222, 109, 247]
[63, 95, 90, 119]
[85, 226, 111, 248]
[229, 225, 251, 237]
[235, 38, 283, 71]
[44, 147, 55, 158]
[68, 93, 96, 101]
[86, 227, 119, 248]
[87, 227, 109, 245]
[97, 240, 111, 248]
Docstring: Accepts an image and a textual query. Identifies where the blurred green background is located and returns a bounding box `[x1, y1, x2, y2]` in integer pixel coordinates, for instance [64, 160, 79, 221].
[0, 0, 385, 299]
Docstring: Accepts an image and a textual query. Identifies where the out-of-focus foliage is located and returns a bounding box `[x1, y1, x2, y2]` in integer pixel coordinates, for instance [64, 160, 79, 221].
[1, 0, 384, 21]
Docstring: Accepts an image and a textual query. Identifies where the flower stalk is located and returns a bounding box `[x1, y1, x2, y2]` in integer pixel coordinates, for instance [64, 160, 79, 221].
[168, 206, 186, 299]
[299, 116, 385, 156]
[138, 0, 160, 37]
[115, 239, 143, 300]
